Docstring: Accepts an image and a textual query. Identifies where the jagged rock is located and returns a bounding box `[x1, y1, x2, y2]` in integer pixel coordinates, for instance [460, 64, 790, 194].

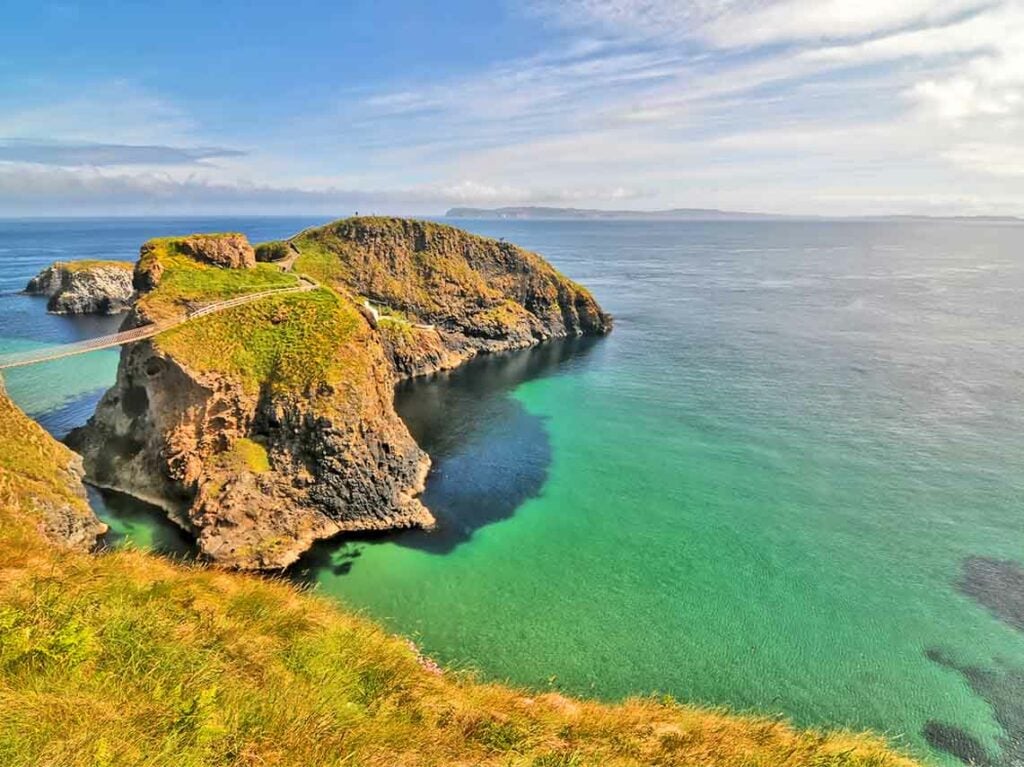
[25, 261, 134, 315]
[178, 234, 256, 268]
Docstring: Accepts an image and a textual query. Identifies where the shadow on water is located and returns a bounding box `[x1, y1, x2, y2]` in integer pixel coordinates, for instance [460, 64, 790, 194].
[292, 336, 603, 579]
[89, 486, 197, 561]
[33, 387, 109, 439]
[924, 558, 1024, 766]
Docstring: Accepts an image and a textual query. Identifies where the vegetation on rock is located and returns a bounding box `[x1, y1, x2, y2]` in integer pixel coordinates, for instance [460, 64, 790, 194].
[0, 381, 106, 552]
[292, 217, 611, 375]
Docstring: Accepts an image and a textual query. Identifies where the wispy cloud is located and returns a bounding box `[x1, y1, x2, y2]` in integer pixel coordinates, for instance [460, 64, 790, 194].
[0, 164, 643, 215]
[0, 139, 246, 167]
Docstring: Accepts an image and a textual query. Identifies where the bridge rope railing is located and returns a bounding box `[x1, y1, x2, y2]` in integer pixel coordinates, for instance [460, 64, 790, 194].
[0, 282, 314, 370]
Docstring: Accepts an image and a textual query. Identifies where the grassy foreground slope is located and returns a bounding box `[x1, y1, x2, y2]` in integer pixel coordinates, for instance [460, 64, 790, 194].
[0, 410, 923, 765]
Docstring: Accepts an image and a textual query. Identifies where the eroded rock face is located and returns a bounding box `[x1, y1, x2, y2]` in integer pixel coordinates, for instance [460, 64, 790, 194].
[25, 262, 134, 314]
[0, 377, 107, 551]
[67, 333, 431, 570]
[178, 234, 256, 269]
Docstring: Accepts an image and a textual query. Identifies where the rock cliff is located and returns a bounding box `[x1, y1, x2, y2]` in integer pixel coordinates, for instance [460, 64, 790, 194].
[25, 260, 134, 314]
[0, 376, 107, 551]
[292, 217, 612, 376]
[68, 219, 611, 569]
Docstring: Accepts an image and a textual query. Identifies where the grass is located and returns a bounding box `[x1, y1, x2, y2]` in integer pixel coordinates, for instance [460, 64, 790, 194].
[54, 260, 134, 273]
[136, 238, 298, 322]
[132, 234, 363, 396]
[0, 484, 926, 767]
[215, 438, 271, 474]
[156, 288, 365, 395]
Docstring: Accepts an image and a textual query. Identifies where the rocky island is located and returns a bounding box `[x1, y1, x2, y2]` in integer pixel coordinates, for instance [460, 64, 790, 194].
[66, 218, 611, 569]
[25, 260, 135, 314]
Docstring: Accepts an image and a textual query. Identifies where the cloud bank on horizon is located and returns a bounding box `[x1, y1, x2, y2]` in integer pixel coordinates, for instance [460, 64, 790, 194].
[1, 0, 1022, 216]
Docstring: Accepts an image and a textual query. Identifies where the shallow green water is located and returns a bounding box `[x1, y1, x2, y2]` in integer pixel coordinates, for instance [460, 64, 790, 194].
[4, 218, 1024, 765]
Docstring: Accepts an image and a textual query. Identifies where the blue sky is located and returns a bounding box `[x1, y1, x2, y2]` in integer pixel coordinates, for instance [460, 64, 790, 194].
[2, 0, 1023, 216]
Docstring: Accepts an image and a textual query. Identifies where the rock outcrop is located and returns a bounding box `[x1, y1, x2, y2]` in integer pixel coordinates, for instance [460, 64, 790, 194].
[0, 376, 107, 551]
[68, 220, 611, 569]
[25, 260, 135, 314]
[292, 217, 613, 376]
[177, 234, 256, 269]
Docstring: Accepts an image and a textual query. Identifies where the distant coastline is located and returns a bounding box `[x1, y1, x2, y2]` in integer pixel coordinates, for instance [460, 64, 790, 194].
[446, 206, 1024, 224]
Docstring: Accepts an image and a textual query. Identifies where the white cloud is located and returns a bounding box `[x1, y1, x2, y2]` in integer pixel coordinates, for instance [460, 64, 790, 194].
[943, 142, 1024, 175]
[531, 0, 995, 47]
[0, 164, 644, 215]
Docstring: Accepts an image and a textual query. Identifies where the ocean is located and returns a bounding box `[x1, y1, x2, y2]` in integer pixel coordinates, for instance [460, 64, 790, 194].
[2, 216, 1023, 766]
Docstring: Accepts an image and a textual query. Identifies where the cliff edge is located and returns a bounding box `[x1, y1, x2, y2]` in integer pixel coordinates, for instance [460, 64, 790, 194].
[0, 376, 107, 551]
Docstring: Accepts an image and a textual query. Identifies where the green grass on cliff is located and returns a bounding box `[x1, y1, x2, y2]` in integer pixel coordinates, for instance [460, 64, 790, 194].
[290, 218, 517, 317]
[137, 238, 297, 321]
[0, 386, 96, 559]
[156, 288, 365, 395]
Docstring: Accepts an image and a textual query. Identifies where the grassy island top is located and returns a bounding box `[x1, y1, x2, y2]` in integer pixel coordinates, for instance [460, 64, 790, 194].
[291, 216, 602, 324]
[0, 400, 923, 766]
[52, 259, 134, 273]
[135, 237, 298, 321]
[134, 234, 367, 397]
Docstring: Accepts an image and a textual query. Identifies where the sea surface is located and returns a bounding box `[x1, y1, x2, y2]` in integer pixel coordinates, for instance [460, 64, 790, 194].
[2, 216, 1024, 766]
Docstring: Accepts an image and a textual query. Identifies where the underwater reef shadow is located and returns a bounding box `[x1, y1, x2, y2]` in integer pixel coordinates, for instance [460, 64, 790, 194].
[292, 336, 604, 580]
[923, 557, 1024, 766]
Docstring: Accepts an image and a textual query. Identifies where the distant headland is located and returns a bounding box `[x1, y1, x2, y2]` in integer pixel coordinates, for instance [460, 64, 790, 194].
[446, 206, 1024, 223]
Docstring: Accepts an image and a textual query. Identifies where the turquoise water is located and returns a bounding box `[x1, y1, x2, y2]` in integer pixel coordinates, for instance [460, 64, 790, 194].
[3, 218, 1024, 765]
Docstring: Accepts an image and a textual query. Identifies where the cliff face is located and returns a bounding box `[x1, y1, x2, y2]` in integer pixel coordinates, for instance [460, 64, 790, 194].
[25, 260, 134, 314]
[67, 234, 430, 569]
[293, 217, 612, 376]
[0, 377, 107, 551]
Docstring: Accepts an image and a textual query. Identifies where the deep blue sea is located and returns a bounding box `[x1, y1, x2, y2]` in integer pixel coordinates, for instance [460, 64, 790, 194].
[3, 216, 1024, 766]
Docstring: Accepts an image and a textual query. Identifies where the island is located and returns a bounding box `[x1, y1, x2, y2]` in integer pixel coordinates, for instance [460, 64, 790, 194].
[25, 260, 135, 314]
[65, 218, 611, 569]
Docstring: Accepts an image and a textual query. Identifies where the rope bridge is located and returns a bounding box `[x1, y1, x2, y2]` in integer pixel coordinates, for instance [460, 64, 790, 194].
[0, 282, 314, 371]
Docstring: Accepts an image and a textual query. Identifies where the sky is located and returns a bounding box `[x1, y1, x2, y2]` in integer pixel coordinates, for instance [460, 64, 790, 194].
[2, 0, 1023, 217]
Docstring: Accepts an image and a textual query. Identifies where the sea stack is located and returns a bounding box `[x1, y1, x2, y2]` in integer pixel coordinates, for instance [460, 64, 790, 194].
[25, 260, 135, 315]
